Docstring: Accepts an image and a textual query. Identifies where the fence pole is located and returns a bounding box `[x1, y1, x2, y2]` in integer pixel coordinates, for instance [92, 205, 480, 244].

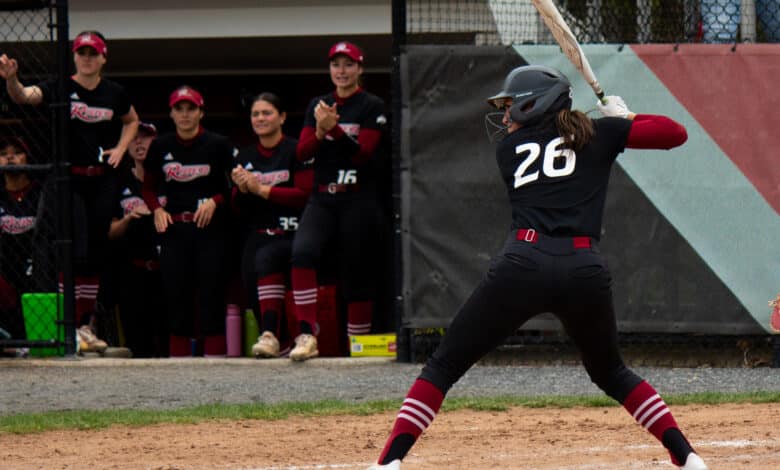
[53, 0, 74, 356]
[391, 0, 410, 362]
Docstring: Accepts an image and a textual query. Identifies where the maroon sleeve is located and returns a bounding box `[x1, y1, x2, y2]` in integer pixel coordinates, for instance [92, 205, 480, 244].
[141, 171, 162, 211]
[268, 168, 313, 209]
[211, 193, 225, 207]
[350, 128, 383, 165]
[626, 114, 688, 150]
[296, 126, 320, 161]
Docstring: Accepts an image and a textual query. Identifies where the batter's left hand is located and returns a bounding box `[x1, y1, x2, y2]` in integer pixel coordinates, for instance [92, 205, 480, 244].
[194, 198, 217, 228]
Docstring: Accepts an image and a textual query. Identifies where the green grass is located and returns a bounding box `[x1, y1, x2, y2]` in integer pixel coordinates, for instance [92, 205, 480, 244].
[2, 391, 779, 435]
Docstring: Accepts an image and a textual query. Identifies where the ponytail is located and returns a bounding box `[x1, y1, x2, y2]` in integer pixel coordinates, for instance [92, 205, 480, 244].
[556, 109, 594, 151]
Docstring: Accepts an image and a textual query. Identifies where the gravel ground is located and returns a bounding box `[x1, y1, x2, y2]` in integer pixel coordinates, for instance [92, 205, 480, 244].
[1, 357, 780, 416]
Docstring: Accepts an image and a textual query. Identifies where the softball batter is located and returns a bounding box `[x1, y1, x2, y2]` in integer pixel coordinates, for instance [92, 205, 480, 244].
[368, 66, 707, 470]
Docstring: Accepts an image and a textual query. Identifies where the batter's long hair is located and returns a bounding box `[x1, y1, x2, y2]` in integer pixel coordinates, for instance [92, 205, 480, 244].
[556, 109, 594, 151]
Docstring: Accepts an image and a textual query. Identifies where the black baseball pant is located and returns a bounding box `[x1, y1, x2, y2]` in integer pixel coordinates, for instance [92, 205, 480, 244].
[420, 230, 642, 403]
[159, 221, 225, 337]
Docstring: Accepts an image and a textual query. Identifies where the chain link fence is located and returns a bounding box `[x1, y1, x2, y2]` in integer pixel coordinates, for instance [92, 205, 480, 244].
[0, 2, 66, 357]
[406, 0, 780, 44]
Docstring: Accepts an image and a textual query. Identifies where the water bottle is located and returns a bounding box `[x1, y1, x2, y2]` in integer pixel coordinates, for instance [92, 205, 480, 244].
[226, 304, 241, 357]
[243, 309, 259, 357]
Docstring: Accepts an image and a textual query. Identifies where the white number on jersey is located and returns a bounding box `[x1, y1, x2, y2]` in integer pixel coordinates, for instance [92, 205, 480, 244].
[279, 217, 299, 231]
[336, 169, 357, 184]
[513, 137, 576, 188]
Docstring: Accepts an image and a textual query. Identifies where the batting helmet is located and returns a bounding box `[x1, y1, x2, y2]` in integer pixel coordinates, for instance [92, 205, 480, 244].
[486, 65, 572, 126]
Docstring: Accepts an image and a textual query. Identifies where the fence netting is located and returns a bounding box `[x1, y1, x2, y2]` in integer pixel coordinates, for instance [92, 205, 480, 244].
[0, 5, 62, 357]
[406, 0, 780, 45]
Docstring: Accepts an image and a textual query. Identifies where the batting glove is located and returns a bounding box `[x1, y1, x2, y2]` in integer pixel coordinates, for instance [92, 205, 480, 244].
[597, 95, 632, 119]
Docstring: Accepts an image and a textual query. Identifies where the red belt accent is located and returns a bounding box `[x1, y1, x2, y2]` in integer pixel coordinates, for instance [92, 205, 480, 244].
[171, 212, 195, 223]
[70, 165, 105, 176]
[257, 228, 287, 236]
[318, 183, 360, 194]
[516, 228, 591, 249]
[131, 259, 160, 271]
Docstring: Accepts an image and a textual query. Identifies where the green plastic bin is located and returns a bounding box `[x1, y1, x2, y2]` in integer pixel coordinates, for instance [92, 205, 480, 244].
[21, 293, 64, 357]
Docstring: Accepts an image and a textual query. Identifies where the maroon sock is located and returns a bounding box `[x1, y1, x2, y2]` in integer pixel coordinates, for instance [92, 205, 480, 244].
[623, 380, 691, 465]
[74, 276, 99, 326]
[377, 379, 445, 465]
[169, 335, 190, 357]
[257, 273, 285, 336]
[291, 267, 317, 334]
[347, 301, 372, 335]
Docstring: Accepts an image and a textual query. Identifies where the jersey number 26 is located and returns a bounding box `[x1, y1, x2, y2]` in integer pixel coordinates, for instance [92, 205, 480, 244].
[513, 137, 576, 188]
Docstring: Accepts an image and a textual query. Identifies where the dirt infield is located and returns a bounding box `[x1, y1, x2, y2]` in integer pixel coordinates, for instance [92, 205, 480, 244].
[1, 402, 779, 469]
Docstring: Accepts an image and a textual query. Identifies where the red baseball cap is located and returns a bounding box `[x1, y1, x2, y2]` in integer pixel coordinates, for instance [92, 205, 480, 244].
[72, 33, 107, 56]
[169, 86, 204, 108]
[328, 41, 363, 64]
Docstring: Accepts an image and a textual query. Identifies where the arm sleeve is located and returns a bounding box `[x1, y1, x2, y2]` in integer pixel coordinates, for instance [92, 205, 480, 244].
[268, 168, 313, 209]
[114, 83, 132, 117]
[296, 99, 320, 161]
[297, 126, 320, 162]
[626, 114, 688, 150]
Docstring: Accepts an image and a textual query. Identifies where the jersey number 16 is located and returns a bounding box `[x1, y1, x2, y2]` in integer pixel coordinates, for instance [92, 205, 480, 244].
[513, 137, 576, 188]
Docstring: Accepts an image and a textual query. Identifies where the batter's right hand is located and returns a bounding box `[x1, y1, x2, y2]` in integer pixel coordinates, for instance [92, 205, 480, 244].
[0, 54, 19, 80]
[153, 208, 172, 233]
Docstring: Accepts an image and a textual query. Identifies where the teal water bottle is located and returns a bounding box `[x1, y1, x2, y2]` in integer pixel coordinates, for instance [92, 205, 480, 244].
[243, 309, 259, 357]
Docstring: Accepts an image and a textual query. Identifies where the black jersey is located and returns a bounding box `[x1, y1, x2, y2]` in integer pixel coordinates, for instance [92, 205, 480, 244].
[144, 130, 234, 215]
[234, 137, 309, 232]
[39, 78, 132, 166]
[496, 117, 632, 239]
[302, 89, 385, 191]
[0, 181, 42, 278]
[114, 172, 161, 262]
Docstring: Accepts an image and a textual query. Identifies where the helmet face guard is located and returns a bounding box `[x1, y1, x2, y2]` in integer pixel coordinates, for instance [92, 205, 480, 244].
[487, 65, 573, 127]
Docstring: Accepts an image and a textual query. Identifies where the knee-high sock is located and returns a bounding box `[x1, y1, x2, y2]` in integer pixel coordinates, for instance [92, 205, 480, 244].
[623, 381, 694, 465]
[291, 267, 317, 334]
[347, 300, 372, 335]
[377, 378, 445, 465]
[74, 276, 99, 327]
[257, 273, 285, 335]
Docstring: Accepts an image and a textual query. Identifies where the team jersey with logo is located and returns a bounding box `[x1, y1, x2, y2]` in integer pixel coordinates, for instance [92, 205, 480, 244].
[38, 78, 132, 166]
[496, 117, 632, 239]
[143, 130, 234, 215]
[301, 89, 386, 194]
[233, 136, 311, 232]
[113, 172, 161, 262]
[0, 181, 42, 279]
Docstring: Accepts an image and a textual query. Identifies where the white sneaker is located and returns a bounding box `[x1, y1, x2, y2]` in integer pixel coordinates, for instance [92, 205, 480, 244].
[679, 453, 708, 470]
[289, 333, 319, 361]
[252, 331, 280, 358]
[367, 460, 400, 470]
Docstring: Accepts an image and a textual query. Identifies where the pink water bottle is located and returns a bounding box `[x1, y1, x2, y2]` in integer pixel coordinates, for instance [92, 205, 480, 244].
[226, 304, 241, 357]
